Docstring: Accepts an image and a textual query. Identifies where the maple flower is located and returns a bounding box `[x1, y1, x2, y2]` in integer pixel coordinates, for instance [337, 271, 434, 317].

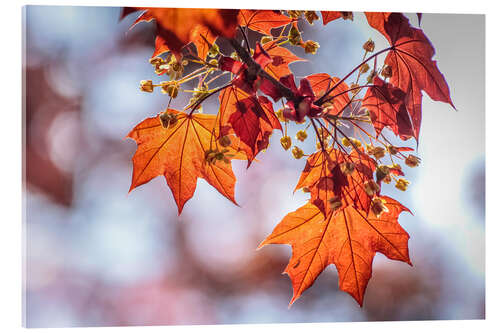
[341, 137, 362, 148]
[287, 10, 303, 19]
[296, 130, 308, 142]
[328, 195, 342, 211]
[405, 154, 421, 167]
[364, 179, 380, 196]
[159, 111, 178, 129]
[395, 178, 410, 191]
[288, 25, 302, 46]
[280, 136, 292, 150]
[359, 63, 370, 74]
[304, 11, 319, 24]
[340, 162, 356, 175]
[218, 135, 232, 148]
[279, 74, 322, 123]
[367, 145, 385, 159]
[381, 65, 393, 79]
[371, 197, 389, 217]
[363, 38, 375, 52]
[140, 80, 154, 93]
[304, 40, 320, 54]
[292, 146, 304, 159]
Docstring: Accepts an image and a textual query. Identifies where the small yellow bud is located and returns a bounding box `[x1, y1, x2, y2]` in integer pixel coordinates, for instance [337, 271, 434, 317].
[340, 162, 356, 175]
[230, 51, 240, 61]
[159, 111, 178, 129]
[287, 10, 303, 19]
[367, 70, 376, 84]
[140, 80, 154, 93]
[276, 109, 286, 122]
[292, 146, 304, 159]
[304, 40, 320, 54]
[260, 35, 273, 44]
[381, 65, 393, 79]
[368, 146, 385, 159]
[288, 25, 302, 46]
[219, 135, 232, 148]
[207, 43, 220, 58]
[364, 179, 380, 196]
[359, 63, 370, 74]
[329, 195, 342, 211]
[371, 197, 389, 217]
[350, 83, 361, 95]
[387, 145, 399, 155]
[405, 154, 421, 167]
[341, 137, 362, 148]
[363, 39, 375, 52]
[280, 136, 292, 150]
[296, 130, 308, 142]
[395, 178, 410, 191]
[161, 83, 179, 98]
[376, 165, 390, 183]
[304, 11, 319, 25]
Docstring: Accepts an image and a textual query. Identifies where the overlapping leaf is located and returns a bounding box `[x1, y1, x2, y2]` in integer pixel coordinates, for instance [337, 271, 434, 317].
[306, 73, 351, 116]
[127, 110, 244, 214]
[238, 10, 293, 35]
[218, 86, 281, 165]
[262, 41, 304, 79]
[123, 7, 239, 58]
[259, 196, 411, 306]
[362, 76, 414, 139]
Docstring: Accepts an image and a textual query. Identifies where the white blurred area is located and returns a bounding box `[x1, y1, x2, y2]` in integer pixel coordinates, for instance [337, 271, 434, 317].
[23, 7, 484, 327]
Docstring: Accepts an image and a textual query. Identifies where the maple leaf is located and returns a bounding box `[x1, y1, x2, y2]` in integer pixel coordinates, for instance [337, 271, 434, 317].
[127, 110, 245, 214]
[262, 41, 305, 80]
[321, 11, 354, 25]
[296, 148, 377, 217]
[259, 196, 411, 306]
[362, 76, 414, 139]
[366, 12, 455, 140]
[306, 73, 351, 116]
[189, 25, 217, 61]
[218, 86, 281, 165]
[123, 8, 239, 58]
[238, 10, 293, 35]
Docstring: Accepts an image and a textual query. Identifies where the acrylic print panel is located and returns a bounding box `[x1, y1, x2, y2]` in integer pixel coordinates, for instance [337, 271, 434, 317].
[23, 5, 484, 327]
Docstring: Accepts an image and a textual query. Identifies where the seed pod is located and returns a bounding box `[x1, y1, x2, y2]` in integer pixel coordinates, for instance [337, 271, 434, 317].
[288, 25, 302, 46]
[140, 80, 154, 93]
[371, 197, 388, 217]
[304, 11, 319, 24]
[218, 135, 232, 148]
[405, 154, 421, 167]
[364, 179, 380, 196]
[395, 178, 410, 191]
[296, 130, 308, 142]
[292, 146, 304, 159]
[381, 65, 393, 79]
[304, 40, 320, 54]
[280, 136, 292, 150]
[363, 39, 375, 52]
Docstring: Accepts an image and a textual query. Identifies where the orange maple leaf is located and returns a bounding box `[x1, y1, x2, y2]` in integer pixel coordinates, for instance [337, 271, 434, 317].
[127, 110, 245, 214]
[238, 10, 293, 35]
[123, 7, 239, 59]
[306, 73, 351, 117]
[262, 41, 305, 79]
[259, 196, 411, 306]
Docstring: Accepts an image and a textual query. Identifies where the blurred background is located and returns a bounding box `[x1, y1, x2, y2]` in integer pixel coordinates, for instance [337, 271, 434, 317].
[22, 6, 485, 327]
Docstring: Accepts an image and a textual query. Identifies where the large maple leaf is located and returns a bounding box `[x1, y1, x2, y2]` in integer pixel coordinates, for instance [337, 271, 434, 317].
[259, 196, 411, 306]
[127, 110, 244, 214]
[218, 86, 281, 165]
[365, 13, 455, 140]
[123, 7, 239, 58]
